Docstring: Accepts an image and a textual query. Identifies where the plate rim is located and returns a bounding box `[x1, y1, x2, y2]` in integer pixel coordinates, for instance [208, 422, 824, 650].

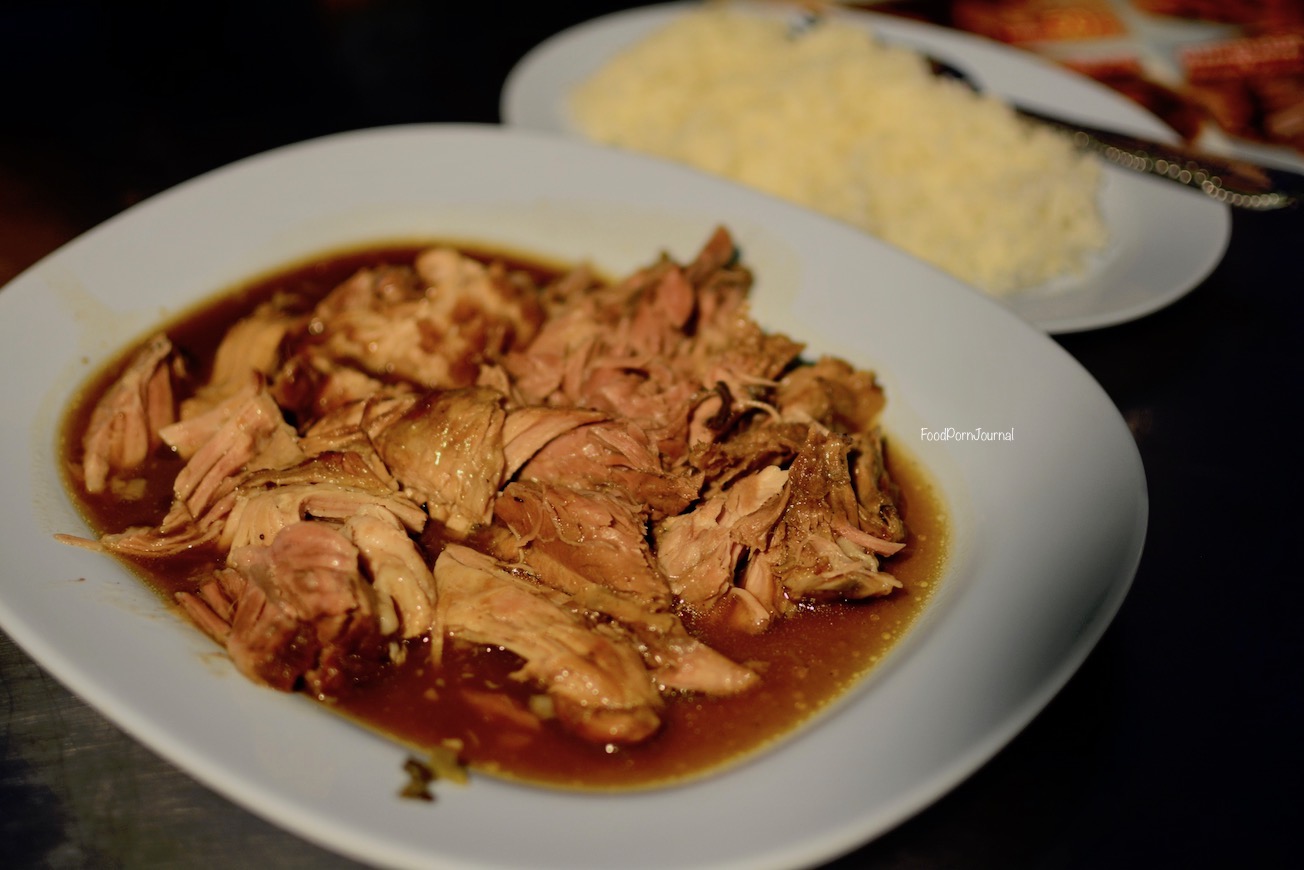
[0, 122, 1148, 870]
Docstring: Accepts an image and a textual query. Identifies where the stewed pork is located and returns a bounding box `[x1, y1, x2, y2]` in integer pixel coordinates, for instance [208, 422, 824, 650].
[60, 227, 910, 750]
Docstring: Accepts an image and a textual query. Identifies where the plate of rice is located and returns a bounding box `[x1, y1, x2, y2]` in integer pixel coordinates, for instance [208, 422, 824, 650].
[502, 0, 1231, 333]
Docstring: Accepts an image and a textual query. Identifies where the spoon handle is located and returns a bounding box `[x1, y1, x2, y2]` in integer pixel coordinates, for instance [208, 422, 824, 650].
[1015, 105, 1302, 211]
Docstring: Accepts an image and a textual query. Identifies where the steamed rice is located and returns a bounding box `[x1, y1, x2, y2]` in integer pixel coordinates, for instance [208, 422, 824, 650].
[569, 4, 1108, 296]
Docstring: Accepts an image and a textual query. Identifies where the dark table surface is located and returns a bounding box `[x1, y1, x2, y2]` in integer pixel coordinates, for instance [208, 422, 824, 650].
[3, 2, 1302, 868]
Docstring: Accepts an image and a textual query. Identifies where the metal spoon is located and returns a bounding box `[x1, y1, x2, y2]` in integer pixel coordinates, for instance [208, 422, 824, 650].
[787, 11, 1302, 210]
[924, 56, 1302, 211]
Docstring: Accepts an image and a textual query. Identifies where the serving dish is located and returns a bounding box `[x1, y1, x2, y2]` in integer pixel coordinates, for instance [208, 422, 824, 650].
[501, 1, 1232, 334]
[0, 124, 1146, 869]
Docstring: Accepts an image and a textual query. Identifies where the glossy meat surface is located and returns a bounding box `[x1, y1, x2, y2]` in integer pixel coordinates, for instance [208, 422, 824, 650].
[63, 228, 908, 746]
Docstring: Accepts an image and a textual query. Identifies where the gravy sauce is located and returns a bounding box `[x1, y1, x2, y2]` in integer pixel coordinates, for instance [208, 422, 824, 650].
[59, 243, 949, 791]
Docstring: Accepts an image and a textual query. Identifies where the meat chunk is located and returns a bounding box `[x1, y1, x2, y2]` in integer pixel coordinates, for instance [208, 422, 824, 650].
[849, 428, 908, 544]
[170, 389, 304, 526]
[655, 465, 788, 610]
[343, 505, 436, 640]
[159, 376, 262, 460]
[514, 418, 700, 520]
[640, 622, 758, 696]
[494, 480, 670, 609]
[433, 544, 663, 743]
[371, 386, 506, 534]
[81, 334, 178, 494]
[775, 356, 886, 435]
[181, 301, 297, 420]
[180, 521, 387, 697]
[501, 405, 606, 480]
[280, 249, 544, 393]
[476, 521, 759, 699]
[759, 429, 904, 605]
[94, 388, 305, 559]
[221, 474, 426, 552]
[270, 353, 392, 424]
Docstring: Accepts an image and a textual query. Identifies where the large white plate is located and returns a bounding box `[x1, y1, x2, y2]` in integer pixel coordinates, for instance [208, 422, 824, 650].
[501, 1, 1232, 334]
[0, 124, 1146, 869]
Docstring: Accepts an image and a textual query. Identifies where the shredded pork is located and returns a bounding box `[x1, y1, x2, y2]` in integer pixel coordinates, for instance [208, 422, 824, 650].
[61, 228, 908, 745]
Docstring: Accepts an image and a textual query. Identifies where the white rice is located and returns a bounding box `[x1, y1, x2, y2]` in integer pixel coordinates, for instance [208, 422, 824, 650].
[569, 4, 1108, 296]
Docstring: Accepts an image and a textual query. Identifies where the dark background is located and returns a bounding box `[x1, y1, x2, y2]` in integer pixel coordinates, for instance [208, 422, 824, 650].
[3, 2, 1302, 868]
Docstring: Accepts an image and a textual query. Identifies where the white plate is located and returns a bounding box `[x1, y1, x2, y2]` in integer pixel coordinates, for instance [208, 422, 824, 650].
[0, 124, 1146, 869]
[501, 1, 1232, 334]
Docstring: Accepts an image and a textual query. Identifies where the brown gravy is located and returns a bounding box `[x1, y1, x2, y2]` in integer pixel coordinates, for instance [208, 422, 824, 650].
[59, 242, 949, 792]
